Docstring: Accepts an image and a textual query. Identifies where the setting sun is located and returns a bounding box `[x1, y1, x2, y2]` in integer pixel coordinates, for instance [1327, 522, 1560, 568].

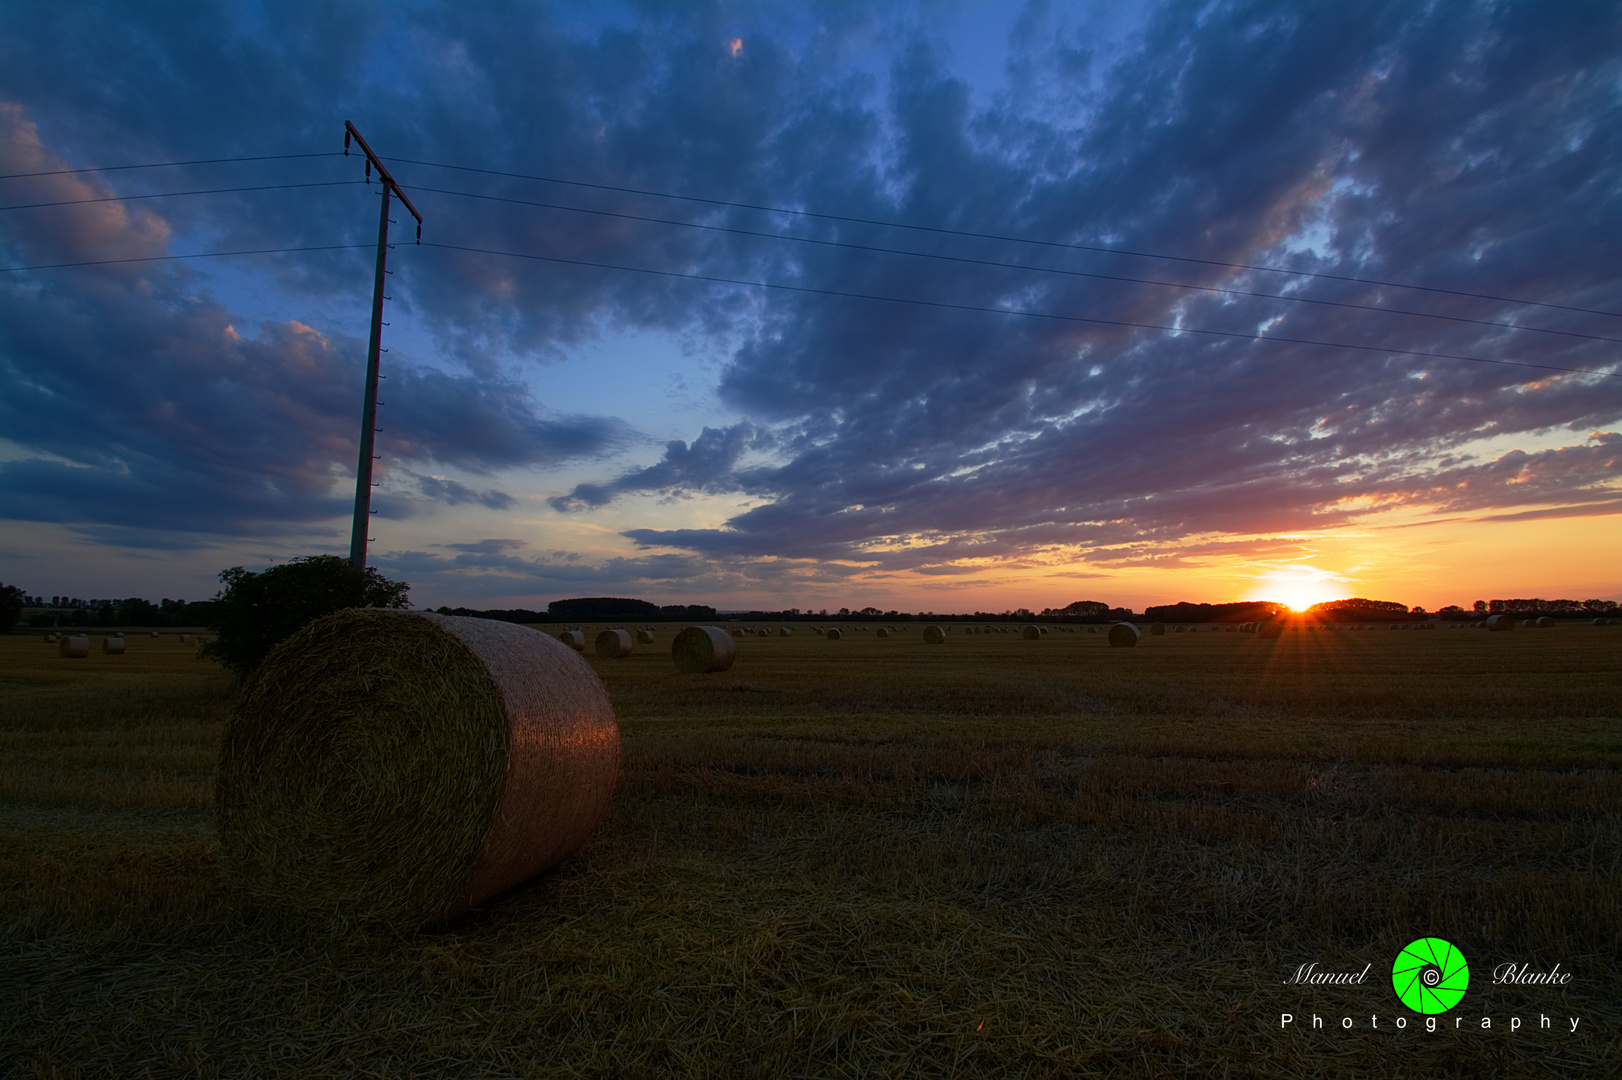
[1251, 567, 1349, 612]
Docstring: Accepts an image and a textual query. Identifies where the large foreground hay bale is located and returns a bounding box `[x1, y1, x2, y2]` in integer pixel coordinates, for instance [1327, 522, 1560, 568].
[594, 628, 633, 658]
[1021, 625, 1041, 640]
[672, 626, 737, 674]
[1485, 614, 1516, 632]
[58, 634, 89, 658]
[826, 627, 843, 640]
[923, 625, 945, 644]
[1108, 622, 1141, 648]
[558, 629, 586, 651]
[102, 635, 126, 654]
[217, 610, 619, 929]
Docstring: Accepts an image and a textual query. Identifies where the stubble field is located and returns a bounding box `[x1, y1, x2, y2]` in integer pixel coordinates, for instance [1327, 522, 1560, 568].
[2, 623, 1618, 1078]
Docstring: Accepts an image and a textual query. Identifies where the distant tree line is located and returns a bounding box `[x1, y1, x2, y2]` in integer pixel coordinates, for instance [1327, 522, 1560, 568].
[12, 593, 217, 630]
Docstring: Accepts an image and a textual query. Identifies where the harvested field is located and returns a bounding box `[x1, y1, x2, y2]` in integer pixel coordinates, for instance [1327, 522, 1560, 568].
[2, 625, 1619, 1077]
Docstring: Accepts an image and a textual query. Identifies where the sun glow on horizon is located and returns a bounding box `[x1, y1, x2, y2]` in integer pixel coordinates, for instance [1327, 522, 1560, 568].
[1251, 566, 1351, 612]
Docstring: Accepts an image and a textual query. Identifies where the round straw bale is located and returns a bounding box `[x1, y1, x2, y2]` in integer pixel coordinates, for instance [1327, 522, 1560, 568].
[216, 610, 619, 929]
[1150, 622, 1166, 636]
[58, 634, 90, 658]
[1256, 618, 1285, 639]
[150, 631, 160, 638]
[1108, 622, 1141, 648]
[181, 634, 192, 644]
[45, 633, 58, 642]
[730, 628, 745, 638]
[923, 625, 945, 644]
[876, 627, 889, 638]
[1535, 616, 1553, 628]
[594, 628, 634, 658]
[636, 629, 656, 645]
[1594, 618, 1607, 626]
[102, 635, 126, 655]
[778, 627, 792, 636]
[1089, 627, 1099, 634]
[558, 629, 586, 651]
[1021, 625, 1041, 640]
[826, 627, 843, 640]
[672, 626, 737, 674]
[1174, 625, 1186, 633]
[1485, 614, 1515, 631]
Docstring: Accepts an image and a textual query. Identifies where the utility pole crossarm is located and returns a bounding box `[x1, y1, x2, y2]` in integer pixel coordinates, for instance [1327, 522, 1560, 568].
[344, 121, 423, 238]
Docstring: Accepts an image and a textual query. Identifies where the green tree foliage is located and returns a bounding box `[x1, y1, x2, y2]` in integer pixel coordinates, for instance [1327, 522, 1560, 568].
[0, 583, 26, 635]
[200, 556, 410, 680]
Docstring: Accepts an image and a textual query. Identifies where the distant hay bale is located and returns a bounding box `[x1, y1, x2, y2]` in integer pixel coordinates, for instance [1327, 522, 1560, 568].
[730, 628, 745, 638]
[1174, 625, 1186, 633]
[636, 629, 655, 645]
[876, 627, 889, 638]
[1150, 622, 1166, 636]
[180, 634, 192, 644]
[594, 628, 634, 659]
[1535, 616, 1554, 628]
[1021, 625, 1041, 640]
[1594, 618, 1607, 626]
[1089, 627, 1100, 634]
[1256, 619, 1285, 639]
[826, 627, 843, 641]
[671, 625, 737, 674]
[102, 635, 126, 654]
[58, 635, 90, 658]
[216, 610, 619, 929]
[758, 629, 770, 637]
[778, 627, 792, 636]
[1485, 614, 1516, 632]
[923, 625, 945, 644]
[557, 629, 587, 651]
[150, 631, 160, 638]
[1107, 622, 1140, 648]
[1519, 619, 1536, 628]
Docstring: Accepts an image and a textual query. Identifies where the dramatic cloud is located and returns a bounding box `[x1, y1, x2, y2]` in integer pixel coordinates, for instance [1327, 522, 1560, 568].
[2, 1, 1617, 603]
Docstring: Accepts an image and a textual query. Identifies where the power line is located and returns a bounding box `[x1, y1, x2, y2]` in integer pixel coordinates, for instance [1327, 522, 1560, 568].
[0, 244, 371, 273]
[411, 183, 1622, 347]
[0, 180, 364, 212]
[0, 151, 344, 181]
[392, 157, 1622, 321]
[418, 240, 1621, 380]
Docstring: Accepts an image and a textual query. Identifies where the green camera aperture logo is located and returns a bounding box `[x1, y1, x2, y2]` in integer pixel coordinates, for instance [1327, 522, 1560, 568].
[1393, 938, 1469, 1014]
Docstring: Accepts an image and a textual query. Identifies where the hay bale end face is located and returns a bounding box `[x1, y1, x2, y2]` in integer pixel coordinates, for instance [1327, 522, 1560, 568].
[558, 629, 587, 651]
[923, 625, 945, 644]
[1485, 614, 1516, 632]
[216, 610, 619, 929]
[58, 634, 90, 658]
[102, 635, 126, 654]
[778, 627, 792, 636]
[1021, 625, 1041, 640]
[826, 627, 843, 641]
[594, 628, 634, 659]
[636, 629, 656, 645]
[671, 626, 737, 674]
[1107, 622, 1141, 648]
[876, 627, 889, 638]
[730, 628, 745, 638]
[1150, 622, 1166, 636]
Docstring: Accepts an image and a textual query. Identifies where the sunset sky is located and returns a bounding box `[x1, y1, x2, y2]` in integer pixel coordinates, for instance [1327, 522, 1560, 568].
[2, 1, 1618, 614]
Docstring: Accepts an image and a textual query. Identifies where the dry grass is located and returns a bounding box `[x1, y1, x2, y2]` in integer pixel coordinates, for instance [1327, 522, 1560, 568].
[3, 625, 1620, 1077]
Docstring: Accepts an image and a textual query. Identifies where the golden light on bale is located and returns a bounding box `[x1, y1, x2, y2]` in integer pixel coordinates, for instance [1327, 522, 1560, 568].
[594, 628, 634, 659]
[102, 635, 126, 654]
[1150, 622, 1166, 636]
[923, 625, 945, 644]
[826, 627, 843, 640]
[1485, 614, 1516, 631]
[216, 610, 619, 929]
[672, 626, 737, 674]
[876, 627, 890, 638]
[1021, 625, 1041, 640]
[1107, 622, 1141, 648]
[58, 635, 90, 658]
[558, 629, 586, 652]
[636, 629, 656, 645]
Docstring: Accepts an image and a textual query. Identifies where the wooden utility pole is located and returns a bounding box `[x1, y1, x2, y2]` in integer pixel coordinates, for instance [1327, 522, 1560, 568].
[343, 121, 421, 571]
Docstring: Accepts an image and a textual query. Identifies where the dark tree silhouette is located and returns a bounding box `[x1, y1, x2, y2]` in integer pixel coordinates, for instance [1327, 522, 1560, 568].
[200, 556, 410, 680]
